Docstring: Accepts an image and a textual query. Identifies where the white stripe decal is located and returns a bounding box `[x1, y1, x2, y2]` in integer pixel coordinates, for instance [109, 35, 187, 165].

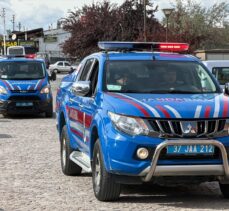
[194, 105, 202, 118]
[34, 80, 40, 89]
[70, 121, 84, 132]
[118, 93, 160, 117]
[164, 105, 181, 118]
[17, 86, 21, 90]
[27, 85, 31, 90]
[5, 80, 14, 90]
[213, 95, 220, 118]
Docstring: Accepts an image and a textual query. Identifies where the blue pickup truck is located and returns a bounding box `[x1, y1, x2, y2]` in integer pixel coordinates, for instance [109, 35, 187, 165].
[0, 56, 55, 117]
[56, 42, 229, 201]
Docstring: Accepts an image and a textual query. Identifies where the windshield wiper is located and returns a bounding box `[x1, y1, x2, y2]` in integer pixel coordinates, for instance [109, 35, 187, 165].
[146, 90, 201, 94]
[109, 89, 143, 93]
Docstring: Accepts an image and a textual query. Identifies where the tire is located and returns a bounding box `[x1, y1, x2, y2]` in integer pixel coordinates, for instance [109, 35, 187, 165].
[92, 140, 121, 201]
[60, 125, 82, 176]
[45, 102, 53, 118]
[220, 183, 229, 198]
[2, 113, 8, 118]
[54, 69, 59, 74]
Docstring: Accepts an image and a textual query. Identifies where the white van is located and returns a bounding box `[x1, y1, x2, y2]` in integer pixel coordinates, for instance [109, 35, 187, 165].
[203, 60, 229, 86]
[7, 46, 25, 56]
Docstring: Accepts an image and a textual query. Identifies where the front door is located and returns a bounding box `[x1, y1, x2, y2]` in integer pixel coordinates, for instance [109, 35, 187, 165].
[67, 58, 94, 152]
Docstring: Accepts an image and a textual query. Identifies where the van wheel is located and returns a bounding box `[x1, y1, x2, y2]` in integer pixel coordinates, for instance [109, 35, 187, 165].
[45, 103, 53, 118]
[60, 125, 82, 176]
[220, 183, 229, 198]
[92, 140, 121, 201]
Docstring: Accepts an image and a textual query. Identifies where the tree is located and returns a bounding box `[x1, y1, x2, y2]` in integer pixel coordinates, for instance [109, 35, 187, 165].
[62, 0, 164, 59]
[166, 0, 229, 52]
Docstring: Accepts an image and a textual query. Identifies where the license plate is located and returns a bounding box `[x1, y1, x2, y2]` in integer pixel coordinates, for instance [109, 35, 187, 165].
[16, 102, 33, 107]
[167, 145, 215, 155]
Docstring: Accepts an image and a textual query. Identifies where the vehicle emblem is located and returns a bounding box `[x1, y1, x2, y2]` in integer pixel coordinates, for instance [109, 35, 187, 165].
[181, 121, 197, 135]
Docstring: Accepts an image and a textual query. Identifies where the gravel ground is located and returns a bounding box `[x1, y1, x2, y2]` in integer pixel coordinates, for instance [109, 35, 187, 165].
[1, 75, 229, 211]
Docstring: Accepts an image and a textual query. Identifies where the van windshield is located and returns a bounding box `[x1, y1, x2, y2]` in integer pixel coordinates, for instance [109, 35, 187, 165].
[8, 48, 24, 56]
[105, 61, 220, 94]
[0, 61, 45, 80]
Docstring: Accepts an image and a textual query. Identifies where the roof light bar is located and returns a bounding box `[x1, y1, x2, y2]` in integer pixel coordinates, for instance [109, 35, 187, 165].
[98, 41, 189, 52]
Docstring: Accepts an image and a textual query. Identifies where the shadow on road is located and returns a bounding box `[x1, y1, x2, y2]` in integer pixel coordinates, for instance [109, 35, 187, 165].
[119, 183, 229, 209]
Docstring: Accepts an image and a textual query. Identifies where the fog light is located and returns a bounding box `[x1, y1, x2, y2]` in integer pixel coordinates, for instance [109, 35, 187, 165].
[137, 147, 149, 160]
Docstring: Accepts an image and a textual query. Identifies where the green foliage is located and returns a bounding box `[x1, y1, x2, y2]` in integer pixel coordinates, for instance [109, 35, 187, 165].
[167, 0, 229, 51]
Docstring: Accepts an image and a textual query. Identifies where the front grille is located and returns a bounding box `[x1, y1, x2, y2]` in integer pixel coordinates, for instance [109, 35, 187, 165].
[148, 119, 226, 138]
[8, 95, 40, 101]
[11, 90, 36, 94]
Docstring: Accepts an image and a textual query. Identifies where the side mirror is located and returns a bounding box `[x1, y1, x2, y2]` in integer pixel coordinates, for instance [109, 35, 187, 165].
[225, 83, 229, 95]
[49, 71, 56, 81]
[71, 81, 90, 96]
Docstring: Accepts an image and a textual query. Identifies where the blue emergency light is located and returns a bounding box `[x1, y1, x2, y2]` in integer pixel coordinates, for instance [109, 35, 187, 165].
[98, 41, 189, 52]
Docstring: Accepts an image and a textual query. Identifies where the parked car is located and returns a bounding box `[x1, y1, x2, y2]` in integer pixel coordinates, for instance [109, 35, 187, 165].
[56, 41, 229, 201]
[203, 60, 229, 88]
[49, 61, 77, 74]
[0, 56, 55, 117]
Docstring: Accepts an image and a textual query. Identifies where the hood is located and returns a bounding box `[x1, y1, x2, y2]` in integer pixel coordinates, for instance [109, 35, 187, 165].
[104, 92, 229, 119]
[0, 79, 46, 91]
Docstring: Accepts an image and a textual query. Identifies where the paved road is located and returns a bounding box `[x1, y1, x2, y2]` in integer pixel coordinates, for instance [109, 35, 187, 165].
[1, 76, 229, 211]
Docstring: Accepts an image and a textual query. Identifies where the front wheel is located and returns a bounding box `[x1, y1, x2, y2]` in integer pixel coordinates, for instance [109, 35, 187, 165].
[220, 183, 229, 198]
[92, 140, 121, 201]
[60, 125, 82, 176]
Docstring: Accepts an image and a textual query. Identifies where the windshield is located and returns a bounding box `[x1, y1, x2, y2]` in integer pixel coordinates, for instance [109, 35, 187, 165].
[105, 61, 219, 94]
[0, 61, 45, 80]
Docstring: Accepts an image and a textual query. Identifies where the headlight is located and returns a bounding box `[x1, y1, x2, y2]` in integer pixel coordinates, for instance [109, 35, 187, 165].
[108, 112, 150, 136]
[0, 86, 7, 95]
[40, 85, 50, 94]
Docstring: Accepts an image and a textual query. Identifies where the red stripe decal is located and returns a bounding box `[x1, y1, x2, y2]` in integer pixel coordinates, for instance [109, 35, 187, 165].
[70, 128, 83, 139]
[85, 114, 92, 128]
[29, 85, 35, 90]
[107, 92, 150, 117]
[204, 106, 211, 118]
[37, 79, 44, 90]
[156, 105, 171, 118]
[78, 110, 84, 124]
[13, 85, 19, 90]
[1, 80, 11, 90]
[223, 96, 229, 117]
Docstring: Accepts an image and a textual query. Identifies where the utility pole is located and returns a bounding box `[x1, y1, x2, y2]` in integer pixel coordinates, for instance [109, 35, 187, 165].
[11, 14, 15, 32]
[143, 0, 146, 42]
[18, 22, 21, 31]
[0, 8, 6, 55]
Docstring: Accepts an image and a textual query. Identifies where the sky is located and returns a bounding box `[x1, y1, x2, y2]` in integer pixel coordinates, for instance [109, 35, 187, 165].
[0, 0, 227, 34]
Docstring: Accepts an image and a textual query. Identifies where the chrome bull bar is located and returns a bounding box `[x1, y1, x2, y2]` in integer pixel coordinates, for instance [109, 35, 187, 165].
[142, 140, 229, 182]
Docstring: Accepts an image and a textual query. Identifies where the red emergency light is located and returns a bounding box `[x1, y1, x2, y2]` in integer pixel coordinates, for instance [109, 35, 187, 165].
[25, 54, 36, 59]
[159, 43, 189, 52]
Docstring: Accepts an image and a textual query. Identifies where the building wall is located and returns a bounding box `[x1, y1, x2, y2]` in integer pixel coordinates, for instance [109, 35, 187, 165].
[38, 28, 70, 62]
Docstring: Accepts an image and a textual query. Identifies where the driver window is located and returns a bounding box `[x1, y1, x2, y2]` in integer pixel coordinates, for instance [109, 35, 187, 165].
[88, 60, 99, 97]
[79, 58, 94, 81]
